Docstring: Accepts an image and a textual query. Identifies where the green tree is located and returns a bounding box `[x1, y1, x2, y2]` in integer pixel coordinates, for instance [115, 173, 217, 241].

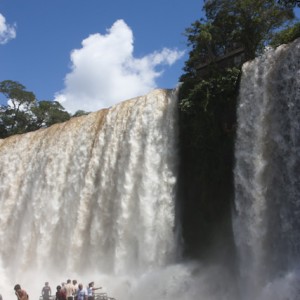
[182, 0, 294, 79]
[278, 0, 300, 8]
[180, 0, 296, 123]
[203, 0, 294, 59]
[270, 21, 300, 47]
[0, 80, 36, 137]
[30, 100, 70, 129]
[72, 110, 90, 117]
[0, 80, 71, 138]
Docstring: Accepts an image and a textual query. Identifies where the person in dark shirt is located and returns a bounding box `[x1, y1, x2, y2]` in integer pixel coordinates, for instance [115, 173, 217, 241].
[42, 282, 51, 300]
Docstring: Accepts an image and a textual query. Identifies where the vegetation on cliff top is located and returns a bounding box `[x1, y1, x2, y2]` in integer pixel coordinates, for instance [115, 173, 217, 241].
[178, 0, 299, 258]
[0, 80, 91, 139]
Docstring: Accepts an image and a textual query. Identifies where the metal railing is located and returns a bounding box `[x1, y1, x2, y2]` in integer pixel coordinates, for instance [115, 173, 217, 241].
[39, 293, 116, 300]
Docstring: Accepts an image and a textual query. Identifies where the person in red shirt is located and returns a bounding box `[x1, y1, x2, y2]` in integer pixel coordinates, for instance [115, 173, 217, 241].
[56, 285, 66, 300]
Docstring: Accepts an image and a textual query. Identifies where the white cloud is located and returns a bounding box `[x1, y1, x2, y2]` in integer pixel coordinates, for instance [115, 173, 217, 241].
[0, 13, 16, 44]
[54, 19, 184, 114]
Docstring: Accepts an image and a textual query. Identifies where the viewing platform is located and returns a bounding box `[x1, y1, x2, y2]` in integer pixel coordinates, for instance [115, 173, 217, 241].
[196, 47, 245, 74]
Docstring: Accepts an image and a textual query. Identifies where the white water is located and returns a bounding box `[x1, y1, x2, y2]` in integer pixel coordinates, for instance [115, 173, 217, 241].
[234, 38, 300, 300]
[0, 89, 181, 299]
[0, 88, 238, 300]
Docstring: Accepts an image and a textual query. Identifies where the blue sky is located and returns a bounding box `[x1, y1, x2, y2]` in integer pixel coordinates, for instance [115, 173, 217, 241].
[0, 0, 204, 113]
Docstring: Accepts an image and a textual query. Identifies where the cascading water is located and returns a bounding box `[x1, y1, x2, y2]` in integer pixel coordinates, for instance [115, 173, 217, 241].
[0, 88, 238, 300]
[1, 39, 300, 300]
[234, 38, 300, 300]
[0, 89, 181, 299]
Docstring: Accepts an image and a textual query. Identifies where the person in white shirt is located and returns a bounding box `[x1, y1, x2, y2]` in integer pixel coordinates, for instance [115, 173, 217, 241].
[87, 282, 102, 299]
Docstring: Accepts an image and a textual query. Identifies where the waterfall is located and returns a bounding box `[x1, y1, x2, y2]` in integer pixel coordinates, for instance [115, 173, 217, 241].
[0, 89, 181, 299]
[2, 40, 300, 300]
[0, 87, 238, 300]
[234, 38, 300, 300]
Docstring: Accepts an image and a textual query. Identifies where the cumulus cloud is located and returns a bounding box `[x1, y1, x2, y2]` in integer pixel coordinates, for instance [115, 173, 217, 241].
[0, 13, 16, 44]
[55, 19, 184, 114]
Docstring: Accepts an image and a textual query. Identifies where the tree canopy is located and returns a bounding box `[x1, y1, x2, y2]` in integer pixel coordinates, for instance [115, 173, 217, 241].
[278, 0, 300, 8]
[0, 80, 71, 138]
[181, 0, 294, 83]
[270, 21, 300, 47]
[203, 0, 294, 58]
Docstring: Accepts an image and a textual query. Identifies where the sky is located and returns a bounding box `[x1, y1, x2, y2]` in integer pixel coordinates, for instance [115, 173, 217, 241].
[0, 0, 204, 113]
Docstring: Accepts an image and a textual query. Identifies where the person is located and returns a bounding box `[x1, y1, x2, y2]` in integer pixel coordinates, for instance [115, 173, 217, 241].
[72, 280, 78, 297]
[42, 282, 52, 300]
[65, 280, 74, 300]
[87, 282, 102, 299]
[76, 284, 87, 300]
[56, 286, 66, 300]
[61, 283, 66, 297]
[14, 284, 28, 300]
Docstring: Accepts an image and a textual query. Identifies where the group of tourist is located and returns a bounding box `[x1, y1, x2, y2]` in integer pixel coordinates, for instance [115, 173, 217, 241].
[13, 280, 102, 300]
[52, 279, 102, 300]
